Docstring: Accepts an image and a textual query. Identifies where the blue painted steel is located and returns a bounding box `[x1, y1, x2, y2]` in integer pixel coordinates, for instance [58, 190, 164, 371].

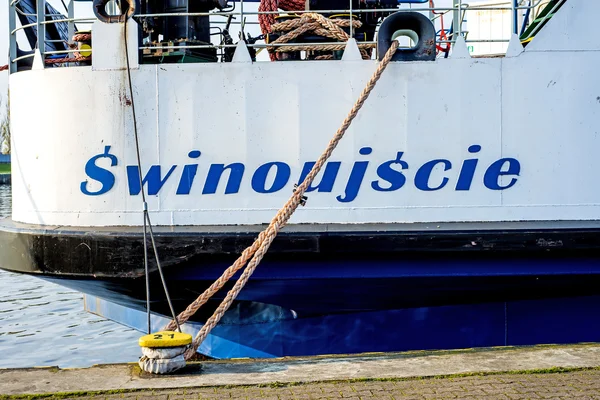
[84, 292, 600, 359]
[169, 256, 600, 280]
[50, 251, 600, 359]
[0, 155, 10, 164]
[520, 1, 532, 37]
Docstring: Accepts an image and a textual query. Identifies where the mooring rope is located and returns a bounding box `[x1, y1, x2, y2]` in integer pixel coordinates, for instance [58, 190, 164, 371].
[258, 0, 305, 37]
[162, 40, 401, 359]
[267, 13, 371, 59]
[123, 19, 181, 334]
[0, 55, 90, 71]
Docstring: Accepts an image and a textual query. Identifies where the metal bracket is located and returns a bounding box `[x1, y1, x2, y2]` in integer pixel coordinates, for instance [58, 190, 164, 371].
[293, 184, 308, 206]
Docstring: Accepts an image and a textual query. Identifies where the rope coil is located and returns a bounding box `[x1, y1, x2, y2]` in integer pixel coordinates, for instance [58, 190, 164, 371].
[163, 40, 401, 360]
[268, 13, 371, 60]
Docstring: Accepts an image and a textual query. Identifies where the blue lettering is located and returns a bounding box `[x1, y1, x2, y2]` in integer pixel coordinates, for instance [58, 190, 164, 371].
[298, 161, 341, 193]
[415, 159, 452, 191]
[484, 158, 520, 190]
[176, 150, 201, 195]
[455, 145, 481, 191]
[127, 165, 177, 195]
[371, 152, 408, 192]
[80, 146, 118, 196]
[252, 162, 291, 194]
[336, 147, 372, 203]
[82, 145, 522, 199]
[203, 163, 245, 194]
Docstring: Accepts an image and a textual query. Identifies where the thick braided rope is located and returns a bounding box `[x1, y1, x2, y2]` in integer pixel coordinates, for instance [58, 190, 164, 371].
[271, 18, 359, 45]
[275, 43, 376, 53]
[272, 22, 316, 44]
[45, 55, 91, 64]
[72, 33, 91, 42]
[271, 17, 358, 32]
[176, 40, 400, 358]
[259, 0, 305, 35]
[1, 54, 90, 71]
[275, 13, 353, 43]
[279, 0, 306, 10]
[258, 0, 305, 60]
[258, 0, 278, 35]
[309, 13, 351, 41]
[269, 13, 369, 59]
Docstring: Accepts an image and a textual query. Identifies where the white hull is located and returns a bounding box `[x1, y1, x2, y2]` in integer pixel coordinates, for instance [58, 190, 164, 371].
[8, 0, 600, 227]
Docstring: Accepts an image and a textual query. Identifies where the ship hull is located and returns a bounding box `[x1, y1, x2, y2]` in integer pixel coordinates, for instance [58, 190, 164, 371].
[3, 0, 600, 359]
[2, 217, 600, 358]
[79, 291, 600, 359]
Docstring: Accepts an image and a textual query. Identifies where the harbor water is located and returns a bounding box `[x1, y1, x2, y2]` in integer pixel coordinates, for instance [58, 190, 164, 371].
[0, 184, 142, 368]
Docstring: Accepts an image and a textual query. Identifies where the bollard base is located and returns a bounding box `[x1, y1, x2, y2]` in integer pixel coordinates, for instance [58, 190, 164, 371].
[138, 352, 186, 374]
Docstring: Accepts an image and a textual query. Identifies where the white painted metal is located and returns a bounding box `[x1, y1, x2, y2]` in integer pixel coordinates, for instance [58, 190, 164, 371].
[32, 49, 44, 70]
[91, 19, 139, 71]
[449, 35, 470, 58]
[232, 40, 252, 63]
[526, 1, 600, 52]
[341, 38, 363, 61]
[504, 33, 523, 57]
[8, 0, 599, 227]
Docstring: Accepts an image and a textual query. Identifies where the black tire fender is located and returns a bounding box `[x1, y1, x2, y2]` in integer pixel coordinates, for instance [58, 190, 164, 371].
[93, 0, 135, 23]
[377, 12, 436, 62]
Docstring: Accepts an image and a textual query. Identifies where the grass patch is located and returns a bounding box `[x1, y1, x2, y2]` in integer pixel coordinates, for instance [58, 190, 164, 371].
[0, 164, 10, 174]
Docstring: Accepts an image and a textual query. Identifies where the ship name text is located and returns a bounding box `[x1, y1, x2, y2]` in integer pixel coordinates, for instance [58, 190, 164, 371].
[80, 145, 521, 202]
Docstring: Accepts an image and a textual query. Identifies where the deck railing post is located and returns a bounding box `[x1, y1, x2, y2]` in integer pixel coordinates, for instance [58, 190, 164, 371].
[68, 0, 75, 44]
[349, 0, 353, 40]
[454, 0, 463, 38]
[8, 0, 17, 73]
[36, 0, 46, 62]
[240, 0, 245, 38]
[512, 0, 518, 35]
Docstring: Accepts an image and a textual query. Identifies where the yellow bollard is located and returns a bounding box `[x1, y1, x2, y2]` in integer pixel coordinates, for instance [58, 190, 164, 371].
[138, 331, 193, 374]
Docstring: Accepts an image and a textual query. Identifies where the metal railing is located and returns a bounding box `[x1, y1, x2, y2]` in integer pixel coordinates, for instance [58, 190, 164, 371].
[8, 0, 95, 72]
[7, 0, 554, 72]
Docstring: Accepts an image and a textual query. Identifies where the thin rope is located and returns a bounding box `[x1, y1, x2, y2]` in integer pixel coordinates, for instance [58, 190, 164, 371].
[163, 41, 400, 359]
[142, 202, 150, 333]
[146, 211, 181, 332]
[123, 19, 181, 334]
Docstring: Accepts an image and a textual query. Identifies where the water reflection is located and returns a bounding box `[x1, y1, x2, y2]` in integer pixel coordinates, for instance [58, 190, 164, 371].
[0, 184, 142, 368]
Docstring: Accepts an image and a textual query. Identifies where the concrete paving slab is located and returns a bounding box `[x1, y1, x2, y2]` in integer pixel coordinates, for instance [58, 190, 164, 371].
[1, 344, 600, 396]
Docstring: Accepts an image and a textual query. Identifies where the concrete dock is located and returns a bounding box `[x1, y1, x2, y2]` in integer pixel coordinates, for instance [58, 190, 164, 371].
[2, 343, 600, 398]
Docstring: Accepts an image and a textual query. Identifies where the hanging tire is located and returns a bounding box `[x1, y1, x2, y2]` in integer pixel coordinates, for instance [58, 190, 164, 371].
[93, 0, 136, 23]
[377, 12, 436, 62]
